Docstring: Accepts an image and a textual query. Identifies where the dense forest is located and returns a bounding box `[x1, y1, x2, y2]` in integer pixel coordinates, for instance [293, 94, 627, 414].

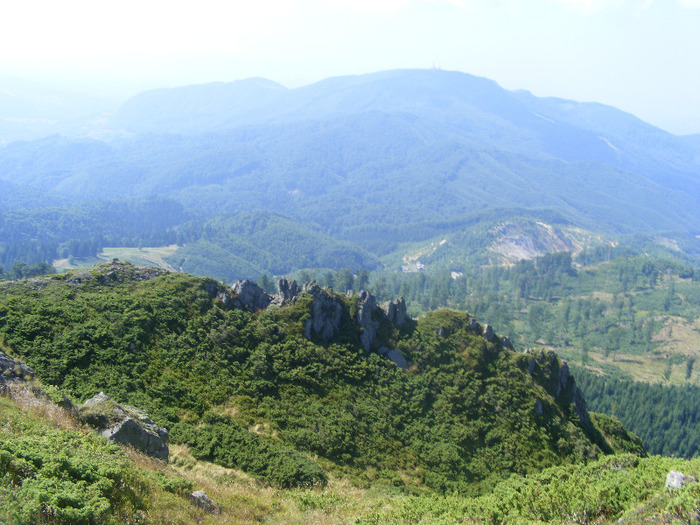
[0, 262, 642, 495]
[0, 197, 185, 268]
[3, 262, 700, 524]
[575, 370, 700, 458]
[288, 246, 700, 457]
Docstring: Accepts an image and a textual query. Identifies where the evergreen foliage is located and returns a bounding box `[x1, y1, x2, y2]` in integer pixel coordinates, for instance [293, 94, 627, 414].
[0, 396, 150, 524]
[0, 197, 186, 268]
[165, 211, 380, 282]
[575, 369, 700, 457]
[0, 262, 640, 494]
[308, 246, 700, 459]
[2, 391, 698, 524]
[357, 454, 700, 524]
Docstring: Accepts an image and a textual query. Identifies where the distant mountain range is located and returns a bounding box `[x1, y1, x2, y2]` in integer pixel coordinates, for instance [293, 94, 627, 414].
[1, 69, 700, 276]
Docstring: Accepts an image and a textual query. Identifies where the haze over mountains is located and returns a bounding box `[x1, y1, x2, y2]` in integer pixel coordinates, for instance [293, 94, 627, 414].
[5, 70, 700, 524]
[1, 69, 700, 279]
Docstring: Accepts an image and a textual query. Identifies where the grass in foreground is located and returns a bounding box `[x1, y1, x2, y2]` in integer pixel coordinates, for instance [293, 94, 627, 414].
[2, 387, 700, 524]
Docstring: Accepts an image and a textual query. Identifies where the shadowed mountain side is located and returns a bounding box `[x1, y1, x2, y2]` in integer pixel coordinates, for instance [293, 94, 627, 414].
[165, 212, 381, 282]
[1, 68, 700, 274]
[2, 69, 700, 243]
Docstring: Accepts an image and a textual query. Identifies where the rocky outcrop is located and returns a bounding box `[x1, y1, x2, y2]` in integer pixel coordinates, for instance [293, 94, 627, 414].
[383, 297, 408, 328]
[666, 470, 698, 489]
[0, 351, 34, 385]
[534, 398, 544, 415]
[571, 384, 591, 431]
[302, 283, 344, 342]
[483, 324, 495, 342]
[377, 346, 409, 370]
[80, 392, 169, 461]
[357, 290, 379, 352]
[190, 490, 221, 514]
[240, 282, 412, 367]
[65, 260, 166, 287]
[231, 280, 272, 312]
[525, 350, 590, 429]
[557, 360, 570, 397]
[0, 351, 77, 415]
[357, 292, 410, 367]
[273, 277, 302, 306]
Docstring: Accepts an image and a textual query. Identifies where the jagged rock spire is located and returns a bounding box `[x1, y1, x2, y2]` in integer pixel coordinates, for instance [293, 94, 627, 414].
[231, 280, 272, 311]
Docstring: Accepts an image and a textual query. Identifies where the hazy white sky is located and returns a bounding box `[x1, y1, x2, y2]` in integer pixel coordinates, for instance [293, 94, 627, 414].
[2, 0, 699, 133]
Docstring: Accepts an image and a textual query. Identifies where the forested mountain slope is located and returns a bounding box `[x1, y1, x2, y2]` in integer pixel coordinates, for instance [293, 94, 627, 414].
[5, 262, 700, 524]
[0, 261, 643, 495]
[1, 69, 700, 275]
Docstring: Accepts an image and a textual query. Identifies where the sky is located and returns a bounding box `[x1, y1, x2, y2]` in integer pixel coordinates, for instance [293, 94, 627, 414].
[1, 0, 699, 134]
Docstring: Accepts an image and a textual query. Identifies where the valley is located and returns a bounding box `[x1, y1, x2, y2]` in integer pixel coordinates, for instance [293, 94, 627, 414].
[2, 68, 700, 522]
[52, 245, 180, 272]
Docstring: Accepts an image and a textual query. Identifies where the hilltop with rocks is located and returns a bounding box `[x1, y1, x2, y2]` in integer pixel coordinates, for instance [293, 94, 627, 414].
[5, 261, 693, 524]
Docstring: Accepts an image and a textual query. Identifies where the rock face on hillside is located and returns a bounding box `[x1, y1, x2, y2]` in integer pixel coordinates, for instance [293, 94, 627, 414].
[383, 297, 408, 328]
[190, 490, 221, 514]
[355, 290, 410, 368]
[378, 346, 409, 369]
[666, 470, 698, 489]
[225, 278, 413, 367]
[357, 290, 379, 352]
[302, 283, 344, 341]
[231, 280, 272, 311]
[0, 351, 78, 414]
[524, 349, 591, 430]
[229, 277, 304, 311]
[79, 392, 169, 461]
[224, 277, 522, 371]
[483, 324, 495, 342]
[273, 277, 302, 306]
[68, 260, 167, 286]
[0, 351, 35, 385]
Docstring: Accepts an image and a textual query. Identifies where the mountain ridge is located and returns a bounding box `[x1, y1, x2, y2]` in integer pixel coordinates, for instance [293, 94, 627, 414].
[2, 69, 698, 241]
[2, 68, 700, 281]
[0, 261, 644, 492]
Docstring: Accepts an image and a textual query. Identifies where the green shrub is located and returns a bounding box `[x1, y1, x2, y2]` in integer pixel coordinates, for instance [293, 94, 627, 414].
[0, 398, 148, 524]
[170, 415, 327, 488]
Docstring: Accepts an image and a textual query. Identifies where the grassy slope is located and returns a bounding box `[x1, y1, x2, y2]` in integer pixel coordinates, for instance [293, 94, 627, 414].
[53, 245, 179, 273]
[2, 389, 699, 524]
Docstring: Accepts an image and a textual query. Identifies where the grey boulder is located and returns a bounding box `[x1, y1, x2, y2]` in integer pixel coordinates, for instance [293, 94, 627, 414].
[80, 392, 169, 461]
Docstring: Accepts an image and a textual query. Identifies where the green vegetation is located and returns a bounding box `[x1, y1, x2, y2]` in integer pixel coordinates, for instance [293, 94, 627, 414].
[0, 262, 639, 496]
[0, 261, 55, 280]
[2, 261, 700, 523]
[0, 197, 185, 268]
[2, 387, 698, 524]
[171, 413, 327, 488]
[575, 370, 700, 458]
[355, 454, 700, 524]
[165, 211, 380, 283]
[301, 242, 700, 458]
[0, 394, 184, 524]
[4, 68, 700, 522]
